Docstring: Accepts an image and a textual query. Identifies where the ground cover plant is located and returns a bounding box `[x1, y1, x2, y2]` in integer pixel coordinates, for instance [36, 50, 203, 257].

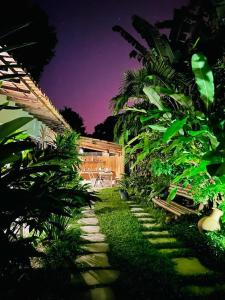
[170, 215, 225, 273]
[95, 188, 184, 300]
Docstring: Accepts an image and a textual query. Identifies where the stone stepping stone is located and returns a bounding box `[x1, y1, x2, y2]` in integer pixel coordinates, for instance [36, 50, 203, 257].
[172, 257, 213, 276]
[129, 204, 142, 208]
[82, 206, 92, 210]
[142, 223, 162, 230]
[182, 283, 225, 297]
[81, 209, 94, 214]
[148, 237, 178, 244]
[126, 201, 135, 204]
[89, 287, 115, 300]
[75, 287, 115, 300]
[159, 248, 190, 255]
[82, 211, 96, 218]
[142, 223, 162, 229]
[81, 269, 120, 286]
[78, 218, 99, 225]
[142, 230, 170, 237]
[133, 213, 151, 218]
[130, 207, 144, 212]
[81, 233, 106, 243]
[81, 226, 101, 234]
[76, 253, 111, 268]
[80, 243, 109, 253]
[138, 217, 156, 223]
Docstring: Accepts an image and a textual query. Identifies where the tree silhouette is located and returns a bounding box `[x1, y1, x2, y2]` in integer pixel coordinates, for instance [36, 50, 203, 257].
[156, 0, 225, 65]
[0, 0, 57, 81]
[60, 107, 86, 135]
[92, 116, 118, 142]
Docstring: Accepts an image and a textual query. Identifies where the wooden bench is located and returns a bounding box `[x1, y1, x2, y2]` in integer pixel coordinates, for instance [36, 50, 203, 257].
[152, 184, 199, 217]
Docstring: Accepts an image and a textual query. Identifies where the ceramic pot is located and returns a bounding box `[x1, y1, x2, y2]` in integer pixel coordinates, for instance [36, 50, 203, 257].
[198, 208, 223, 233]
[118, 189, 129, 200]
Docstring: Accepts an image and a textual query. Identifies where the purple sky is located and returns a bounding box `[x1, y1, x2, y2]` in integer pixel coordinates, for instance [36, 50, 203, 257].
[34, 0, 188, 133]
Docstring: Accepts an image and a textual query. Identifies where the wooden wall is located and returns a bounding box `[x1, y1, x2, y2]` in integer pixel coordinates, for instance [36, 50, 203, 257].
[80, 154, 124, 179]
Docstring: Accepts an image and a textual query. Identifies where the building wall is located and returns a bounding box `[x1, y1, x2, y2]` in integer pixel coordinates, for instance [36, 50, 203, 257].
[0, 95, 56, 143]
[80, 154, 124, 179]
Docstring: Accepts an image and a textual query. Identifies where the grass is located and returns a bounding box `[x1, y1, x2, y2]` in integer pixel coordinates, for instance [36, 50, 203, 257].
[95, 188, 183, 300]
[170, 215, 225, 273]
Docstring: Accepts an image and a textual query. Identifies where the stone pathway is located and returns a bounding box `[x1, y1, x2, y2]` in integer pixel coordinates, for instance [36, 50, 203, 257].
[126, 200, 225, 298]
[72, 206, 119, 300]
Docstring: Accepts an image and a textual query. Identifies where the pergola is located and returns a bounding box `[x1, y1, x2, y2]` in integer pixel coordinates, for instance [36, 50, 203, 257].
[0, 49, 124, 180]
[0, 49, 71, 134]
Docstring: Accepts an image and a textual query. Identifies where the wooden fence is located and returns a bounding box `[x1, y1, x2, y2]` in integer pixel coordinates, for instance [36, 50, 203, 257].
[79, 154, 124, 180]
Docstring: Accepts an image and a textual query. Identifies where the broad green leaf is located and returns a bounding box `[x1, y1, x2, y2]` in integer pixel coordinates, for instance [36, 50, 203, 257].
[187, 129, 218, 148]
[191, 53, 214, 109]
[0, 117, 32, 140]
[126, 132, 145, 146]
[162, 117, 187, 142]
[148, 125, 167, 132]
[124, 129, 129, 143]
[140, 113, 160, 124]
[140, 108, 171, 124]
[188, 130, 208, 137]
[0, 141, 34, 161]
[215, 163, 225, 176]
[125, 107, 147, 114]
[203, 150, 225, 164]
[143, 86, 164, 110]
[167, 187, 178, 202]
[131, 151, 149, 169]
[173, 161, 208, 183]
[153, 86, 193, 108]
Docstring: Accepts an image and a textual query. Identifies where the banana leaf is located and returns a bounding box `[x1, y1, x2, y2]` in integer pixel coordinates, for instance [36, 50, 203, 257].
[0, 117, 32, 140]
[191, 53, 214, 109]
[162, 117, 187, 142]
[152, 86, 193, 109]
[143, 85, 164, 110]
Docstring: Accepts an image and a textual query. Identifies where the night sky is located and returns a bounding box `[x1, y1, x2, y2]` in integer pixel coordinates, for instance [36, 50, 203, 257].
[34, 0, 188, 133]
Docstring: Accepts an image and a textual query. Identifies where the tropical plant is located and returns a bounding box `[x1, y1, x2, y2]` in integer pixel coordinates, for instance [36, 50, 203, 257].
[0, 104, 95, 280]
[112, 5, 225, 145]
[121, 51, 225, 225]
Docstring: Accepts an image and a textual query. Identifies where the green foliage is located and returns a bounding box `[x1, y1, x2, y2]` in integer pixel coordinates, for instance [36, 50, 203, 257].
[152, 86, 193, 109]
[191, 53, 214, 109]
[167, 187, 178, 202]
[0, 117, 32, 140]
[143, 85, 164, 110]
[44, 225, 81, 269]
[170, 215, 225, 272]
[162, 117, 187, 143]
[95, 188, 179, 300]
[0, 103, 94, 281]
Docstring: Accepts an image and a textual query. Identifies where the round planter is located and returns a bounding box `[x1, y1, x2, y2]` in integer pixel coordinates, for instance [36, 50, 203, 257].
[198, 208, 223, 232]
[118, 189, 129, 200]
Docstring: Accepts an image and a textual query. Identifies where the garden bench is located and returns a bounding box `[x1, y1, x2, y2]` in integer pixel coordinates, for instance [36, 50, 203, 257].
[152, 184, 199, 217]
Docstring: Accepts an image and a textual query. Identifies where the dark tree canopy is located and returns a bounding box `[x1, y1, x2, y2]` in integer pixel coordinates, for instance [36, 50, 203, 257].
[60, 107, 86, 136]
[0, 0, 57, 81]
[92, 116, 118, 142]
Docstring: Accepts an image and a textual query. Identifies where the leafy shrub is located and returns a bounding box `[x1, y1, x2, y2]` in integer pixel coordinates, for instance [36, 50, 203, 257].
[0, 104, 95, 282]
[170, 215, 225, 272]
[44, 227, 81, 269]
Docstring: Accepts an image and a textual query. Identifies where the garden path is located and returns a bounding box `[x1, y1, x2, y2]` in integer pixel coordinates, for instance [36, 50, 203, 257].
[72, 206, 119, 300]
[127, 200, 225, 298]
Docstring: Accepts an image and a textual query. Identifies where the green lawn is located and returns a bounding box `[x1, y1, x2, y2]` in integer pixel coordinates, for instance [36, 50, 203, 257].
[95, 188, 182, 300]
